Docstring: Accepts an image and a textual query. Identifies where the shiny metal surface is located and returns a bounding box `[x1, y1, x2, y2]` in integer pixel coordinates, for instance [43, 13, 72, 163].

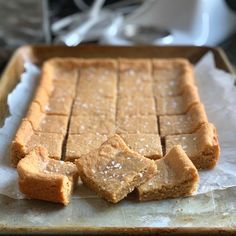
[119, 24, 172, 44]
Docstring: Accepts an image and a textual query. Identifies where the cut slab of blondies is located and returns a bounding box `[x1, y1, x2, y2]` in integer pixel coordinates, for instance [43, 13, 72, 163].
[76, 134, 157, 203]
[65, 133, 108, 162]
[11, 120, 64, 167]
[137, 145, 199, 201]
[17, 147, 78, 205]
[159, 103, 208, 136]
[120, 134, 163, 160]
[165, 123, 220, 169]
[156, 84, 200, 115]
[116, 115, 158, 134]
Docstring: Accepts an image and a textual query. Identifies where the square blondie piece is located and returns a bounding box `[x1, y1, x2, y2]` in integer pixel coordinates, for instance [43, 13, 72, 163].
[153, 80, 184, 97]
[118, 59, 153, 97]
[137, 145, 199, 201]
[11, 120, 64, 167]
[118, 80, 153, 98]
[153, 58, 193, 82]
[77, 80, 117, 99]
[119, 59, 152, 86]
[156, 85, 200, 115]
[77, 59, 117, 99]
[26, 102, 68, 134]
[116, 115, 158, 134]
[76, 135, 157, 203]
[28, 132, 64, 160]
[165, 123, 220, 169]
[69, 114, 116, 135]
[33, 86, 73, 116]
[117, 97, 156, 117]
[50, 82, 76, 99]
[159, 103, 208, 136]
[153, 70, 195, 97]
[17, 147, 78, 205]
[46, 96, 74, 116]
[65, 133, 108, 162]
[120, 134, 163, 160]
[119, 59, 152, 75]
[43, 58, 79, 83]
[72, 96, 116, 116]
[40, 60, 78, 95]
[153, 59, 195, 97]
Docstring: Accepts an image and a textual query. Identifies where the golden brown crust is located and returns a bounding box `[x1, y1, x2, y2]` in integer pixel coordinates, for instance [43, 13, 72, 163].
[11, 120, 34, 167]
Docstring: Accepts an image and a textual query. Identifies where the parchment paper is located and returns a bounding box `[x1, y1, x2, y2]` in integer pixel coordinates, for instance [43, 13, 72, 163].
[0, 53, 236, 199]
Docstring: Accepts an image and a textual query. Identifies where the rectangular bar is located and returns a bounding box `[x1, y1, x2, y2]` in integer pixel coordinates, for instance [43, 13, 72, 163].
[118, 59, 153, 97]
[159, 103, 208, 136]
[120, 133, 163, 160]
[65, 133, 109, 162]
[116, 115, 158, 134]
[69, 114, 116, 135]
[165, 123, 220, 169]
[156, 84, 200, 115]
[117, 97, 156, 117]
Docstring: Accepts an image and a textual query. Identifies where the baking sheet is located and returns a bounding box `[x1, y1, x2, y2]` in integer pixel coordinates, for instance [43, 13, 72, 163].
[0, 46, 236, 234]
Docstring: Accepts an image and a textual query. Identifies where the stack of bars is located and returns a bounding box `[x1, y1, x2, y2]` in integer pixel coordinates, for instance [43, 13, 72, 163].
[11, 57, 220, 204]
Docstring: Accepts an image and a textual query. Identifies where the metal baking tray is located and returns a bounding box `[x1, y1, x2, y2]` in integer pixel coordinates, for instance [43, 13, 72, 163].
[0, 45, 235, 235]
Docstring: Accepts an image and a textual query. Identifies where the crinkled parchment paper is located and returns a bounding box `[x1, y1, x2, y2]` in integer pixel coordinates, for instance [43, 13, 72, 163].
[0, 53, 236, 199]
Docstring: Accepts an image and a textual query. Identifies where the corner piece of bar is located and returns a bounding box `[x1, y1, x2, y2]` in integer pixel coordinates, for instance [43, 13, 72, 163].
[17, 147, 78, 205]
[75, 134, 157, 203]
[159, 103, 208, 136]
[156, 84, 200, 115]
[137, 145, 199, 201]
[165, 123, 220, 169]
[11, 120, 64, 167]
